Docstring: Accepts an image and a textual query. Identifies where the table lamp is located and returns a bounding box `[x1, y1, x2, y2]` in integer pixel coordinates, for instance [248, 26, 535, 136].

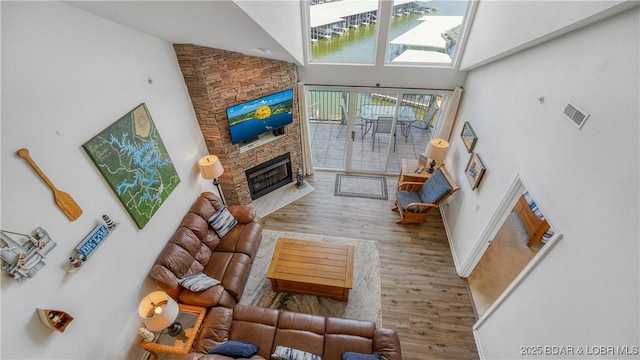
[424, 138, 449, 173]
[138, 291, 182, 336]
[198, 154, 226, 205]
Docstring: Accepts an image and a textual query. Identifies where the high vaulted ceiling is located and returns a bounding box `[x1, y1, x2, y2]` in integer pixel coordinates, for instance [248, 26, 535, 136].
[66, 1, 305, 65]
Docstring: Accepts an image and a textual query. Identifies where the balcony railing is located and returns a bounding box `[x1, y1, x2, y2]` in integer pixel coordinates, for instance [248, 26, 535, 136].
[306, 90, 437, 127]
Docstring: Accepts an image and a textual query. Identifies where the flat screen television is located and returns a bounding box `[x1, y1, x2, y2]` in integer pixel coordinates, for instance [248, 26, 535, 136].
[226, 88, 294, 145]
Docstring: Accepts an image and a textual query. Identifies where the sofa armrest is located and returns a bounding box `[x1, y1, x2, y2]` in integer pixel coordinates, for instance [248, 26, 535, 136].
[227, 205, 262, 225]
[191, 306, 234, 354]
[148, 264, 182, 299]
[373, 328, 402, 360]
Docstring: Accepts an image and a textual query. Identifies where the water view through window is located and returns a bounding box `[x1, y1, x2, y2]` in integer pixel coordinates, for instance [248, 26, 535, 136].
[309, 0, 469, 64]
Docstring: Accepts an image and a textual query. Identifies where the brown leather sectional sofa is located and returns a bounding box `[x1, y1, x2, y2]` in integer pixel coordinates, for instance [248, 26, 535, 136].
[148, 192, 403, 359]
[180, 305, 402, 360]
[149, 192, 263, 308]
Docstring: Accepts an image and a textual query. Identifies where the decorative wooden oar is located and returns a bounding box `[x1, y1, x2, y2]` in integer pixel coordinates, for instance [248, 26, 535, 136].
[17, 148, 83, 221]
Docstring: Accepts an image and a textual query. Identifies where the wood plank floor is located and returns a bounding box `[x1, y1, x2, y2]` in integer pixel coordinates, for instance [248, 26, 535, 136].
[261, 171, 479, 360]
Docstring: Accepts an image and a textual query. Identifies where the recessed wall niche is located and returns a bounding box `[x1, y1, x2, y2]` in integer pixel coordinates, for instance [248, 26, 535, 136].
[174, 45, 302, 205]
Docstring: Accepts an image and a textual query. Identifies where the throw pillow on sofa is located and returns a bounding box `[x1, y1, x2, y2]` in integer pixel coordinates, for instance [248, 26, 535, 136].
[272, 345, 322, 360]
[209, 339, 259, 358]
[342, 352, 382, 360]
[208, 206, 238, 238]
[178, 272, 220, 292]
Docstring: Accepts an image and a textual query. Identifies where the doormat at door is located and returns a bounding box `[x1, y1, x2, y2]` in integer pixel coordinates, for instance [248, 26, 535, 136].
[334, 174, 388, 200]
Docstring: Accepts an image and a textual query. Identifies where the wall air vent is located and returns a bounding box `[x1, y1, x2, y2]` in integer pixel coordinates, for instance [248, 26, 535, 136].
[563, 102, 590, 129]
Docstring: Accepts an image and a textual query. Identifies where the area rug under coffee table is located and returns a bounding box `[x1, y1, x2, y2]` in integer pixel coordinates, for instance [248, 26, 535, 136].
[239, 230, 382, 326]
[334, 174, 388, 200]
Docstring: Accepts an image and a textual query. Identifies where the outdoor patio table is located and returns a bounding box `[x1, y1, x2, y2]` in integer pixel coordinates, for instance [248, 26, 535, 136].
[359, 104, 416, 141]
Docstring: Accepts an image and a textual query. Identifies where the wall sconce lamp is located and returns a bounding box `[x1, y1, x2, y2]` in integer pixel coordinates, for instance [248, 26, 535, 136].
[424, 138, 450, 173]
[198, 155, 226, 206]
[138, 291, 182, 336]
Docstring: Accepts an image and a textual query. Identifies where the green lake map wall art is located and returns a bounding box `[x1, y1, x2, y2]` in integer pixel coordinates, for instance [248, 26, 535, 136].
[83, 103, 180, 229]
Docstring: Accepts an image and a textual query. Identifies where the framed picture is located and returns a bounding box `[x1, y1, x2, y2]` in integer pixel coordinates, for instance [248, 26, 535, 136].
[461, 121, 478, 153]
[418, 152, 428, 166]
[83, 103, 180, 229]
[465, 152, 485, 190]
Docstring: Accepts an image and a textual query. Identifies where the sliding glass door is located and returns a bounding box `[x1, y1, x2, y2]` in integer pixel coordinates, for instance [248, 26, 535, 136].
[305, 85, 446, 174]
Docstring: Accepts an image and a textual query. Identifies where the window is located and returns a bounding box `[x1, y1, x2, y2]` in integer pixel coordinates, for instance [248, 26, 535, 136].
[386, 0, 469, 65]
[306, 0, 474, 67]
[309, 0, 380, 64]
[304, 85, 450, 173]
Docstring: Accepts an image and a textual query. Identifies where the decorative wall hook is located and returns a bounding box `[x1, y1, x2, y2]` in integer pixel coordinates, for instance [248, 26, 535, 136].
[537, 96, 545, 104]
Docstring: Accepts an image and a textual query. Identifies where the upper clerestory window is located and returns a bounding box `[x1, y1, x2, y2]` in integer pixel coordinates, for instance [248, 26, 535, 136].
[306, 0, 474, 68]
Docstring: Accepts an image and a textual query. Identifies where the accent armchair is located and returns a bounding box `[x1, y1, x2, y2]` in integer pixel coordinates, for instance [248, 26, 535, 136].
[392, 166, 459, 224]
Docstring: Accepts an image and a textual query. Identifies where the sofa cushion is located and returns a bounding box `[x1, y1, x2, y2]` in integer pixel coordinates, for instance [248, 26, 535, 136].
[208, 339, 258, 358]
[208, 206, 238, 238]
[178, 272, 220, 292]
[177, 284, 225, 309]
[189, 192, 224, 220]
[272, 346, 322, 360]
[274, 312, 326, 358]
[229, 305, 279, 359]
[323, 318, 375, 360]
[215, 221, 263, 259]
[204, 252, 253, 301]
[342, 353, 381, 360]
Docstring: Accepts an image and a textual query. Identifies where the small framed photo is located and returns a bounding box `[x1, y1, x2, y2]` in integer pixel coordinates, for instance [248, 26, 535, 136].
[461, 121, 478, 153]
[465, 152, 485, 190]
[418, 153, 429, 166]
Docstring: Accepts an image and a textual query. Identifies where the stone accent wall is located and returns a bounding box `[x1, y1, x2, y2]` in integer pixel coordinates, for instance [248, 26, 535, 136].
[174, 45, 301, 205]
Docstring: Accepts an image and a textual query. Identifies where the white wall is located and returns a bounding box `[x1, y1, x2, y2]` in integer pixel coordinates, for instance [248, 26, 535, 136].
[443, 7, 639, 359]
[459, 0, 636, 70]
[1, 2, 211, 359]
[235, 0, 305, 65]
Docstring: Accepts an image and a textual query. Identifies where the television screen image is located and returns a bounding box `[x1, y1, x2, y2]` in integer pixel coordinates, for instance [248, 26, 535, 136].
[226, 89, 294, 144]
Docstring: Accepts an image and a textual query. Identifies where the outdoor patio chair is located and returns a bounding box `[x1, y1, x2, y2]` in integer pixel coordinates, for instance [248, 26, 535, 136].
[392, 166, 459, 224]
[411, 103, 439, 132]
[336, 103, 365, 139]
[372, 116, 396, 151]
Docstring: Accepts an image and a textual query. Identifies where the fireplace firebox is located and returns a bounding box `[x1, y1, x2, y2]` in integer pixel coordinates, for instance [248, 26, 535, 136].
[245, 153, 292, 200]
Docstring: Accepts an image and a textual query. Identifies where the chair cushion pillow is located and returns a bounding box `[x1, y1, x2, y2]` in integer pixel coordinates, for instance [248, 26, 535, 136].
[178, 272, 220, 292]
[208, 339, 259, 358]
[418, 168, 451, 205]
[208, 206, 238, 238]
[272, 345, 322, 360]
[396, 191, 424, 212]
[342, 353, 382, 360]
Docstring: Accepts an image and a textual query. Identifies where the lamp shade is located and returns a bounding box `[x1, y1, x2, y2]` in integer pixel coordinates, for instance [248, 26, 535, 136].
[198, 155, 224, 180]
[424, 139, 450, 163]
[138, 291, 179, 331]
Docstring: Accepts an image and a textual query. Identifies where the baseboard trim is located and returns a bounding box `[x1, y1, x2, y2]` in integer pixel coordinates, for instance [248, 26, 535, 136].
[440, 206, 464, 276]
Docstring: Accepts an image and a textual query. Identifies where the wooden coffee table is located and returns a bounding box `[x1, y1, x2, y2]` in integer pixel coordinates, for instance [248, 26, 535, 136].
[266, 238, 354, 301]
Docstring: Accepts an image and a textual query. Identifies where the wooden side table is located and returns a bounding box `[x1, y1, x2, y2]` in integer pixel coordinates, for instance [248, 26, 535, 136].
[137, 303, 206, 360]
[398, 159, 433, 185]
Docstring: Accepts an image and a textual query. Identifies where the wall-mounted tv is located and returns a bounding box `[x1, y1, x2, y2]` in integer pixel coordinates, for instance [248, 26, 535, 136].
[226, 88, 294, 145]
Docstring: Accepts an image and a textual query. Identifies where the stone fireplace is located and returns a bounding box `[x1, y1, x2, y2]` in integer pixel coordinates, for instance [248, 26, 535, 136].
[174, 45, 302, 205]
[246, 153, 292, 200]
